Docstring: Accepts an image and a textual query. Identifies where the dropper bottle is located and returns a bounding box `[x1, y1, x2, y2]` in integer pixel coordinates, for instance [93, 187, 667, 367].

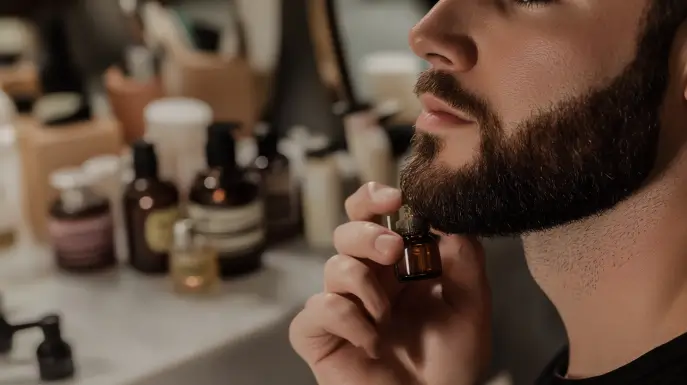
[392, 205, 443, 282]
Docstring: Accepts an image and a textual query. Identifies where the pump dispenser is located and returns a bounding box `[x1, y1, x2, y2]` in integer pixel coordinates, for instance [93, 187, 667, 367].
[36, 315, 75, 382]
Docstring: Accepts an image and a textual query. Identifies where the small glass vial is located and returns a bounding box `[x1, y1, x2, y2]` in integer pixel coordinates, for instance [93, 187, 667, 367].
[392, 206, 442, 282]
[170, 219, 219, 295]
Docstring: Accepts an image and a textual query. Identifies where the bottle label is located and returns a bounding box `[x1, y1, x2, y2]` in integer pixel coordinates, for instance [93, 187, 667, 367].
[47, 213, 114, 267]
[187, 201, 265, 256]
[144, 207, 179, 253]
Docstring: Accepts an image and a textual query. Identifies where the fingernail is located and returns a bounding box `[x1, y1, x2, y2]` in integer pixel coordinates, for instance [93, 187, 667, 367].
[368, 182, 400, 204]
[375, 234, 403, 257]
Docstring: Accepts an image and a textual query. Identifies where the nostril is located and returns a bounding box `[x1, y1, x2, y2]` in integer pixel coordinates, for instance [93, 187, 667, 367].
[427, 53, 453, 66]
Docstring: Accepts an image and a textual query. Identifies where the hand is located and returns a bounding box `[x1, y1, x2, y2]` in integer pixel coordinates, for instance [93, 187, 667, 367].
[290, 182, 492, 385]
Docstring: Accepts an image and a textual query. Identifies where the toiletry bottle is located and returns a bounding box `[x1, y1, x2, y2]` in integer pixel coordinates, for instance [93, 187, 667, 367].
[254, 125, 301, 243]
[36, 315, 75, 382]
[188, 123, 265, 278]
[170, 219, 219, 294]
[302, 144, 342, 250]
[105, 44, 164, 145]
[47, 168, 116, 273]
[123, 140, 179, 274]
[391, 206, 442, 282]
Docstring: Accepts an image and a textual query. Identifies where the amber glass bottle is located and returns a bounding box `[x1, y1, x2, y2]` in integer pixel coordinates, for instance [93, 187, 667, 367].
[393, 206, 443, 282]
[123, 140, 179, 274]
[188, 122, 266, 278]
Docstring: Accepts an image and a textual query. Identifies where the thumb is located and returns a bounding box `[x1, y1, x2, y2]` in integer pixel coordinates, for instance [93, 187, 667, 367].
[437, 234, 489, 309]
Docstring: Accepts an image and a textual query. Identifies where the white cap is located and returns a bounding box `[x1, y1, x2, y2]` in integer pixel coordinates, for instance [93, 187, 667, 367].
[144, 98, 213, 128]
[50, 167, 88, 190]
[82, 155, 122, 181]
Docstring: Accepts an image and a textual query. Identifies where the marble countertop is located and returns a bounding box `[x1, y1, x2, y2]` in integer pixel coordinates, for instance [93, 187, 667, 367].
[0, 241, 326, 385]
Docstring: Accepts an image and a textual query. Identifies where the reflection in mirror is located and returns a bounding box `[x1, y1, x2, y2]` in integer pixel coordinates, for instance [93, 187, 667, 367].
[308, 0, 428, 124]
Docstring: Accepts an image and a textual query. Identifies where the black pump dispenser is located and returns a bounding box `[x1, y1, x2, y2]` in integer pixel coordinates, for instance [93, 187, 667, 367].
[36, 315, 75, 381]
[132, 139, 159, 179]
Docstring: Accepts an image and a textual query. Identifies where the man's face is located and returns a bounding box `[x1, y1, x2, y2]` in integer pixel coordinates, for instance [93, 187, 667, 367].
[400, 0, 683, 236]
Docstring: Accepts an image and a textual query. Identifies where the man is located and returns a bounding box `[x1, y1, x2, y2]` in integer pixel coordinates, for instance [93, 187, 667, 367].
[290, 0, 687, 383]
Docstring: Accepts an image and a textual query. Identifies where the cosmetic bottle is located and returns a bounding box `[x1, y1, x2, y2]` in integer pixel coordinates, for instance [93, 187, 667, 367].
[144, 97, 212, 197]
[188, 123, 265, 278]
[47, 168, 116, 273]
[253, 125, 301, 243]
[105, 45, 164, 145]
[123, 140, 179, 274]
[391, 205, 442, 282]
[170, 219, 219, 295]
[36, 315, 75, 382]
[302, 145, 342, 250]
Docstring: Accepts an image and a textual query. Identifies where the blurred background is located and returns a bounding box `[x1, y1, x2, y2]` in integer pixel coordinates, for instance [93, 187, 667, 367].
[0, 0, 565, 384]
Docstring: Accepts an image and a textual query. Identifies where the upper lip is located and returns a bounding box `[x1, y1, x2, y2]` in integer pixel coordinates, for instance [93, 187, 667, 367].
[419, 94, 475, 123]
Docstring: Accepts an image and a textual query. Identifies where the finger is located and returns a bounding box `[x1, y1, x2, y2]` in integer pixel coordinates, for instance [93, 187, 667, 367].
[345, 182, 402, 221]
[323, 254, 391, 322]
[290, 293, 379, 363]
[333, 221, 404, 265]
[436, 234, 489, 308]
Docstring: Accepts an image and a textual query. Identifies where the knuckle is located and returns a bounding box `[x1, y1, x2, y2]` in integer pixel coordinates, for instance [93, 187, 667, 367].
[323, 293, 356, 318]
[340, 256, 373, 281]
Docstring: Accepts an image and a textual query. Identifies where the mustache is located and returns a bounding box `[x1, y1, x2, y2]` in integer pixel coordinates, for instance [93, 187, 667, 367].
[414, 70, 492, 124]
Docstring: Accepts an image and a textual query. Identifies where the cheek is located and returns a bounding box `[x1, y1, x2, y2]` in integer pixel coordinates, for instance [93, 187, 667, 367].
[477, 33, 633, 135]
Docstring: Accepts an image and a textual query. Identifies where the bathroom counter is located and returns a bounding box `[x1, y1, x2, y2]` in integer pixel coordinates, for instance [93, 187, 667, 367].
[0, 241, 327, 385]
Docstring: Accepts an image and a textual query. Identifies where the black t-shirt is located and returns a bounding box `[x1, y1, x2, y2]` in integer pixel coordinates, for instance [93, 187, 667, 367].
[536, 331, 687, 384]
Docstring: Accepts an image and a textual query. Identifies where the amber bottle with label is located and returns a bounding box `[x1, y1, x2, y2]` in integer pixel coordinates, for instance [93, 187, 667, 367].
[47, 168, 116, 273]
[123, 140, 179, 274]
[189, 123, 266, 278]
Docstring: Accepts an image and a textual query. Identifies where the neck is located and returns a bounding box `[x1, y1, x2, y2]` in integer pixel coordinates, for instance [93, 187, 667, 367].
[523, 151, 687, 378]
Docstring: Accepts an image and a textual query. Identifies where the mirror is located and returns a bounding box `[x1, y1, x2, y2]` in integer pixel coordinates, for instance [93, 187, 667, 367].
[308, 0, 428, 124]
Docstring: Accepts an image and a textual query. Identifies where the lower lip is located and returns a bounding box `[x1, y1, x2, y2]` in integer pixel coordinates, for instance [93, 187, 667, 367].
[415, 110, 474, 132]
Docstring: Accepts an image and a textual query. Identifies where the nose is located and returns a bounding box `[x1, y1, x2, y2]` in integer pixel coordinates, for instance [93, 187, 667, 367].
[409, 6, 477, 73]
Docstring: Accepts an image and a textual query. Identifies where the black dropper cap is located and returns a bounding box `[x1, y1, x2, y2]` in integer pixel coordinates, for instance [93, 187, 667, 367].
[192, 22, 221, 53]
[132, 139, 158, 179]
[206, 122, 239, 168]
[35, 11, 83, 95]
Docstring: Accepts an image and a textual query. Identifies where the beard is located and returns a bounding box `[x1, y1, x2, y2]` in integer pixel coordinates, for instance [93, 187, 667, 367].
[400, 2, 683, 237]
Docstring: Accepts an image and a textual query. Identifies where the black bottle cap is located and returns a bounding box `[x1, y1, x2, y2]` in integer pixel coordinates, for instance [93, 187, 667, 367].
[132, 139, 158, 179]
[206, 122, 238, 168]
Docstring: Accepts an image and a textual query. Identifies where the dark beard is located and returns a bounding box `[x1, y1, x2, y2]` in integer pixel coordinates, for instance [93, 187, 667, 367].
[400, 2, 683, 237]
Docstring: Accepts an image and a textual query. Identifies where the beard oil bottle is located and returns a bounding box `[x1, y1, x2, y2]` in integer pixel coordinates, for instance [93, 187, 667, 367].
[188, 123, 266, 278]
[392, 205, 442, 282]
[123, 140, 180, 274]
[47, 168, 116, 273]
